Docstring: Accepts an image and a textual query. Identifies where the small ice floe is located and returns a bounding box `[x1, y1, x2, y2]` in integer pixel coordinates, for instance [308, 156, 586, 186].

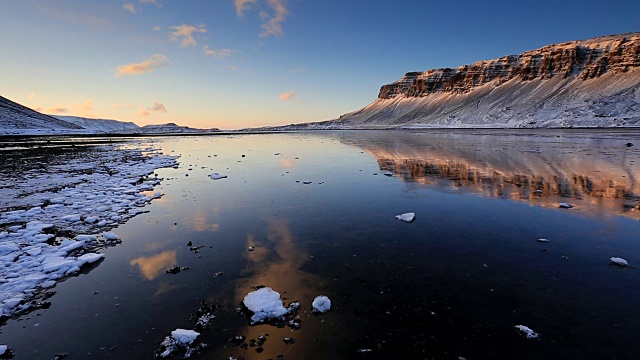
[537, 238, 549, 243]
[209, 172, 227, 180]
[156, 329, 200, 358]
[243, 287, 289, 324]
[248, 246, 255, 251]
[610, 257, 631, 267]
[558, 203, 574, 209]
[383, 172, 393, 177]
[103, 232, 119, 241]
[312, 295, 331, 313]
[515, 325, 539, 339]
[395, 212, 415, 223]
[0, 345, 8, 356]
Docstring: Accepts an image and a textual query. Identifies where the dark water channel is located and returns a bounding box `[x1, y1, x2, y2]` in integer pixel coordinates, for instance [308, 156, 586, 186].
[2, 130, 640, 360]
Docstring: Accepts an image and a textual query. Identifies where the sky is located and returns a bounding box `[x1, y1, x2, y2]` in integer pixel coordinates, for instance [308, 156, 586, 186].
[1, 0, 639, 130]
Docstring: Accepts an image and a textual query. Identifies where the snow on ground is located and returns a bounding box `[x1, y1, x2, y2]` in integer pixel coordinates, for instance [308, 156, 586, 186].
[312, 295, 331, 313]
[0, 143, 178, 319]
[157, 329, 201, 358]
[515, 325, 539, 339]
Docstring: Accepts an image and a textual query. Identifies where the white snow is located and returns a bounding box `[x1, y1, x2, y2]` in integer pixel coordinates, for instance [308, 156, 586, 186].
[558, 203, 574, 208]
[515, 325, 539, 338]
[0, 143, 178, 318]
[0, 345, 7, 355]
[312, 295, 331, 313]
[171, 329, 200, 345]
[243, 287, 289, 324]
[103, 232, 119, 240]
[610, 257, 630, 266]
[209, 172, 227, 180]
[537, 238, 549, 243]
[395, 212, 416, 222]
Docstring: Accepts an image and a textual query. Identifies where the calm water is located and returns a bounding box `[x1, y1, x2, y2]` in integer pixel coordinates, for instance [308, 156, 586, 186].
[3, 130, 640, 360]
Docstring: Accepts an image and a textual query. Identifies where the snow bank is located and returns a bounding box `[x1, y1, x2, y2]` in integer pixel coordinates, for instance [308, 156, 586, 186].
[312, 295, 331, 313]
[0, 144, 178, 318]
[243, 287, 289, 324]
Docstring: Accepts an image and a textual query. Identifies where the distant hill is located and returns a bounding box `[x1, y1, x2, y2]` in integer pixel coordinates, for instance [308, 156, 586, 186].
[0, 95, 84, 135]
[53, 115, 140, 133]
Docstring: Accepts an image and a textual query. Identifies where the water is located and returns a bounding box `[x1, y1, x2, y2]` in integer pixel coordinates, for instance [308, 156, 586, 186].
[2, 130, 640, 359]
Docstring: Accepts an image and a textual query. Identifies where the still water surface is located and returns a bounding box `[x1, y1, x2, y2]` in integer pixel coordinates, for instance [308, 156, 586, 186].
[3, 130, 640, 359]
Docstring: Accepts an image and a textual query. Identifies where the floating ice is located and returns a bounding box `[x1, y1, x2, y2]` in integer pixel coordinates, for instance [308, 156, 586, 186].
[209, 172, 227, 180]
[243, 287, 289, 324]
[537, 238, 549, 243]
[558, 203, 574, 209]
[157, 329, 201, 358]
[0, 345, 7, 355]
[103, 232, 119, 240]
[383, 172, 394, 177]
[171, 329, 200, 345]
[395, 212, 415, 222]
[515, 325, 539, 338]
[312, 295, 331, 313]
[610, 257, 630, 267]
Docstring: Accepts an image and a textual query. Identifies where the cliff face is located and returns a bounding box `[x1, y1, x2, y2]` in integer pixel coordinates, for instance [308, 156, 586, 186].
[379, 33, 640, 99]
[321, 33, 640, 129]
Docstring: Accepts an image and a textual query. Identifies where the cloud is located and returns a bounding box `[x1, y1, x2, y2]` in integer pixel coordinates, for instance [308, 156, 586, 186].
[278, 91, 296, 101]
[78, 100, 93, 112]
[115, 54, 168, 77]
[123, 3, 136, 14]
[234, 0, 289, 38]
[153, 26, 161, 31]
[261, 0, 288, 38]
[139, 101, 167, 117]
[28, 92, 36, 100]
[48, 107, 69, 114]
[235, 0, 258, 16]
[169, 24, 206, 47]
[203, 45, 233, 59]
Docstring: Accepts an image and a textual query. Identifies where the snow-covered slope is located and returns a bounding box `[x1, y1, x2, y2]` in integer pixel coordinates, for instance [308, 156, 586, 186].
[54, 115, 140, 133]
[120, 123, 220, 134]
[0, 96, 84, 135]
[323, 32, 640, 129]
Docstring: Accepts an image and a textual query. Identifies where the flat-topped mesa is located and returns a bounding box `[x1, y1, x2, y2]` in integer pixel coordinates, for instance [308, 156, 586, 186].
[379, 33, 640, 99]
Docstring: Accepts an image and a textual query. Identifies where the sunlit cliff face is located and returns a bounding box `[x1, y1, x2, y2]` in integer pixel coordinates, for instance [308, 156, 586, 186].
[342, 130, 640, 220]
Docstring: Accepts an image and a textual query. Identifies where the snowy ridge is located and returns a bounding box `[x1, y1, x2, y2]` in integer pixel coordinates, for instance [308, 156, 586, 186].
[0, 96, 83, 134]
[0, 144, 178, 319]
[53, 115, 140, 133]
[272, 33, 640, 130]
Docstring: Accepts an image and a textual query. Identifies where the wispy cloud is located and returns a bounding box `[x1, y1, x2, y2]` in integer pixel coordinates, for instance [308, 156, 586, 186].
[169, 24, 206, 47]
[28, 92, 36, 100]
[234, 0, 289, 38]
[235, 0, 258, 16]
[278, 91, 296, 101]
[123, 3, 136, 14]
[48, 107, 69, 114]
[261, 0, 288, 38]
[203, 45, 233, 59]
[139, 101, 167, 117]
[153, 26, 161, 31]
[115, 54, 169, 77]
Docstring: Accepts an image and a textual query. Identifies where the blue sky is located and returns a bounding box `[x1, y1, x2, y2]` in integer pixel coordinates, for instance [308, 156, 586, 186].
[2, 0, 638, 129]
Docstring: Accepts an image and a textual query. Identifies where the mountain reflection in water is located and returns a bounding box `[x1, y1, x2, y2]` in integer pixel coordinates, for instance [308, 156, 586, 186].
[340, 130, 640, 219]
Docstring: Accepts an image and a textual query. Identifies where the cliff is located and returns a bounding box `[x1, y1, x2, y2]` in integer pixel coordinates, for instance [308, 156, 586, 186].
[327, 33, 640, 129]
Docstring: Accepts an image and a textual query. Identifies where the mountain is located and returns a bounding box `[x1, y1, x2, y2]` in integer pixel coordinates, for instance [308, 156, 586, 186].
[312, 33, 640, 129]
[120, 122, 220, 134]
[0, 95, 84, 135]
[53, 115, 140, 133]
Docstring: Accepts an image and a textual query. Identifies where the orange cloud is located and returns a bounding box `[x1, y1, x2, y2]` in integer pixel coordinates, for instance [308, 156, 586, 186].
[278, 91, 296, 101]
[122, 3, 136, 14]
[139, 101, 167, 117]
[28, 92, 36, 100]
[203, 45, 233, 59]
[169, 24, 206, 47]
[115, 54, 168, 77]
[261, 0, 288, 38]
[234, 0, 258, 15]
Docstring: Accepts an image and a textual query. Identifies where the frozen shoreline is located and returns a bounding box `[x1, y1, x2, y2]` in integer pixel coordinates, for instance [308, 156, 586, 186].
[0, 142, 178, 319]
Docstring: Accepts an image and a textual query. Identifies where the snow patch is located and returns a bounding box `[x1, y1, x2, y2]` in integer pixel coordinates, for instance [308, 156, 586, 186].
[243, 287, 289, 324]
[515, 325, 539, 338]
[312, 295, 331, 313]
[395, 212, 416, 222]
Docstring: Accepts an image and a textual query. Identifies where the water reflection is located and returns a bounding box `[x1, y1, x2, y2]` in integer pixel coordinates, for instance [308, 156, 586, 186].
[341, 130, 640, 219]
[129, 250, 177, 280]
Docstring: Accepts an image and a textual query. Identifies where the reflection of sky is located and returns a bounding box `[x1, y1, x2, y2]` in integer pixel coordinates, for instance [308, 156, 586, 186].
[129, 250, 177, 280]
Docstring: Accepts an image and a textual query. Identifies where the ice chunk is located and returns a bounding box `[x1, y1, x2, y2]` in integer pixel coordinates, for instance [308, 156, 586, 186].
[558, 203, 574, 209]
[243, 287, 289, 324]
[383, 172, 394, 177]
[209, 172, 227, 180]
[395, 212, 415, 223]
[77, 253, 105, 264]
[610, 257, 630, 267]
[171, 329, 200, 345]
[0, 345, 7, 355]
[312, 295, 331, 313]
[537, 238, 549, 243]
[515, 325, 539, 338]
[103, 232, 119, 240]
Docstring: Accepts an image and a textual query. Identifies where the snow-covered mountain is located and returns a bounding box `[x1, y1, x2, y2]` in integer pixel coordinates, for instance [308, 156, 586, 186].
[0, 95, 84, 135]
[294, 33, 640, 129]
[119, 123, 220, 134]
[53, 115, 140, 133]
